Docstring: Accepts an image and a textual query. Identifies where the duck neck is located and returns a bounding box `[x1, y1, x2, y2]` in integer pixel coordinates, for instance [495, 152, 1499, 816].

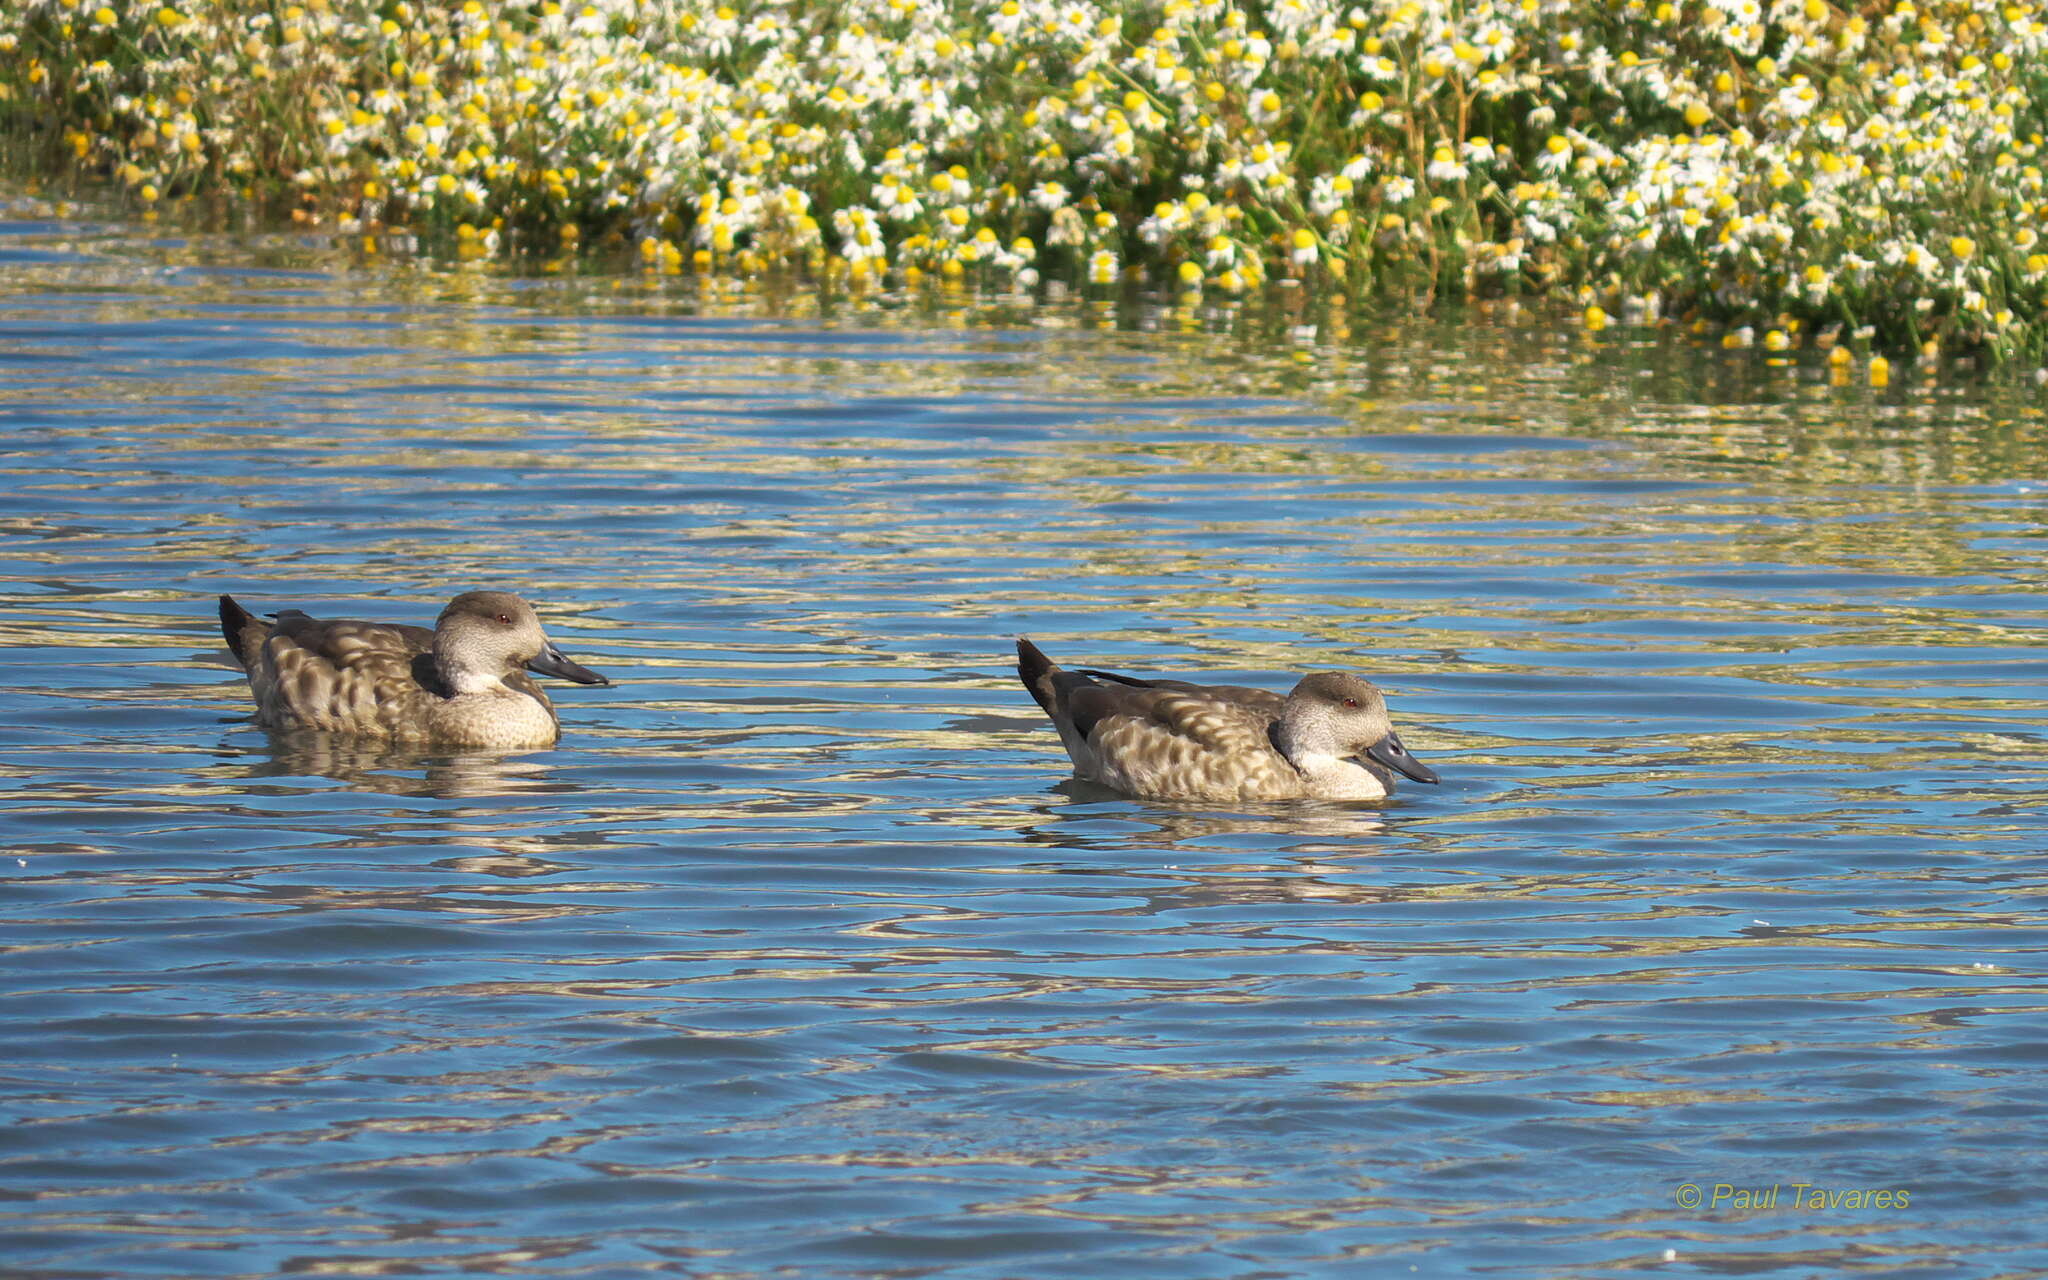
[1270, 719, 1386, 798]
[1269, 714, 1331, 774]
[433, 642, 507, 696]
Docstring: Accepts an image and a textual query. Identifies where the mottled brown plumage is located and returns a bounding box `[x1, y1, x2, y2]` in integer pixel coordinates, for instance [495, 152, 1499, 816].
[1016, 638, 1437, 802]
[219, 591, 609, 748]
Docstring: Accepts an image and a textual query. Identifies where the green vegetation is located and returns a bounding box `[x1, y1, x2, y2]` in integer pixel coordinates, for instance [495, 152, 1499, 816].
[4, 0, 2044, 364]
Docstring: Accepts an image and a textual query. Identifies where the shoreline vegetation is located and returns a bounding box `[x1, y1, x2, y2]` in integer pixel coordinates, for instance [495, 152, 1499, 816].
[1, 0, 2041, 369]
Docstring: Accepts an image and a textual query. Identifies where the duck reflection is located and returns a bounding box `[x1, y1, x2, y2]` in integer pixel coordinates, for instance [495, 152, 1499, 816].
[228, 728, 578, 800]
[1025, 777, 1394, 848]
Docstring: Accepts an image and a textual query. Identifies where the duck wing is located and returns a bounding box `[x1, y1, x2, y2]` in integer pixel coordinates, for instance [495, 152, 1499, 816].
[1017, 640, 1299, 799]
[1077, 683, 1301, 800]
[1076, 682, 1278, 755]
[293, 617, 448, 702]
[223, 599, 448, 729]
[1075, 667, 1286, 714]
[263, 611, 436, 677]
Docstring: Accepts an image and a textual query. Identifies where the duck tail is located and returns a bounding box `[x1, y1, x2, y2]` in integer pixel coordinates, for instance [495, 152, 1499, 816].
[1015, 638, 1062, 718]
[1017, 637, 1112, 723]
[218, 594, 266, 670]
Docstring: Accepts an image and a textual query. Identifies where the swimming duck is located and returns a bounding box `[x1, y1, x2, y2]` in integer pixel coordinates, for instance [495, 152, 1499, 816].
[218, 591, 610, 748]
[1016, 638, 1437, 802]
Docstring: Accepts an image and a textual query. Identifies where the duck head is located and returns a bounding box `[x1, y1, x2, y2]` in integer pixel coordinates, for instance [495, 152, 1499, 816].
[1275, 671, 1438, 785]
[433, 591, 610, 694]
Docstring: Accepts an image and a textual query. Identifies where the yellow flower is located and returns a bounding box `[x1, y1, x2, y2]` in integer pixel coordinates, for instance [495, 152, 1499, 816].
[1950, 236, 1975, 260]
[1177, 260, 1203, 285]
[1582, 305, 1608, 332]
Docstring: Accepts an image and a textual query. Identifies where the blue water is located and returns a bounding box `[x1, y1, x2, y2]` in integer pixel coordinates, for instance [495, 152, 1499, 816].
[3, 204, 2046, 1278]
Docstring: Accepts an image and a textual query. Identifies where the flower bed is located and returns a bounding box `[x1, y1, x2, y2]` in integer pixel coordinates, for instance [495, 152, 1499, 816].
[3, 0, 2041, 359]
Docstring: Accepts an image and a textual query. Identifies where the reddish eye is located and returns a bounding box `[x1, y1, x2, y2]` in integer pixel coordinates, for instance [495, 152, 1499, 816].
[496, 613, 513, 625]
[1343, 698, 1359, 708]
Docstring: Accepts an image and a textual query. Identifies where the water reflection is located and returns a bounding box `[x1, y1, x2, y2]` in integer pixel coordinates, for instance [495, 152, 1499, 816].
[0, 202, 2043, 1280]
[1022, 784, 1396, 851]
[229, 730, 573, 800]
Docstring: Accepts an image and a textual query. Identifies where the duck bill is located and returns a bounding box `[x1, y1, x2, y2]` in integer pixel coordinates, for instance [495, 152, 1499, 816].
[526, 642, 611, 686]
[1363, 734, 1438, 784]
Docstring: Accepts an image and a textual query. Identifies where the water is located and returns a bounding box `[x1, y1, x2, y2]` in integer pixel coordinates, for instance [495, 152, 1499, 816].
[3, 202, 2046, 1278]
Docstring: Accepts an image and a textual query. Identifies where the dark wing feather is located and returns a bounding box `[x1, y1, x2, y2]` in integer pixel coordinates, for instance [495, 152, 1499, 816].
[1062, 680, 1130, 743]
[1075, 667, 1153, 688]
[1076, 667, 1286, 714]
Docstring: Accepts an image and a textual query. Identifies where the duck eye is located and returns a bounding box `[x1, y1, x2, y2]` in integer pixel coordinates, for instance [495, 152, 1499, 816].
[496, 613, 513, 625]
[1343, 697, 1359, 708]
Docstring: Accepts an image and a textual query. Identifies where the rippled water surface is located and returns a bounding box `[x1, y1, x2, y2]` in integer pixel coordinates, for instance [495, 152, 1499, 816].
[4, 205, 2047, 1278]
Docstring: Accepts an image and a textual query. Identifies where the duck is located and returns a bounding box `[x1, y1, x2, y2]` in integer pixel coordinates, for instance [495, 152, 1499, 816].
[1015, 638, 1438, 802]
[218, 591, 610, 749]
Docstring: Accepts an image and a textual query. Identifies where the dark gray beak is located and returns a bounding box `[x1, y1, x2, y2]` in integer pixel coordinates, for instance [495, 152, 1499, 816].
[1364, 732, 1438, 784]
[526, 641, 610, 686]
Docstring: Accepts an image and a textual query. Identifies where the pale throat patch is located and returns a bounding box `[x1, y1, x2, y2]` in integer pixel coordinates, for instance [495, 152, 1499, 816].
[444, 666, 510, 696]
[1289, 749, 1355, 774]
[1291, 749, 1380, 781]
